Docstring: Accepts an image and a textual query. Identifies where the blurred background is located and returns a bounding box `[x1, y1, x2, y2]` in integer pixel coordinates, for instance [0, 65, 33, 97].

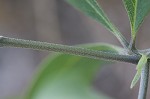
[0, 0, 150, 99]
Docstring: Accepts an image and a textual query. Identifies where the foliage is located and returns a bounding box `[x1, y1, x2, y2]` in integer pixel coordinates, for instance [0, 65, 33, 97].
[66, 0, 128, 48]
[66, 0, 150, 91]
[123, 0, 150, 41]
[2, 0, 150, 99]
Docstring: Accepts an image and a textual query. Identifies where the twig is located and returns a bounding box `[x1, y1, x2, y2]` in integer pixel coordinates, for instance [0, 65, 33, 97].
[0, 36, 140, 64]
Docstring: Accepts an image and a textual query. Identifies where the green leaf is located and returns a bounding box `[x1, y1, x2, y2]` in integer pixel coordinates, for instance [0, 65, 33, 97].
[123, 0, 150, 40]
[136, 54, 147, 70]
[25, 43, 122, 99]
[130, 54, 148, 88]
[66, 0, 129, 48]
[130, 71, 141, 89]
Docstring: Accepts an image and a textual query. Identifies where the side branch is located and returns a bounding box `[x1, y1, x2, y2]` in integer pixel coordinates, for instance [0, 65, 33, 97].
[0, 36, 140, 64]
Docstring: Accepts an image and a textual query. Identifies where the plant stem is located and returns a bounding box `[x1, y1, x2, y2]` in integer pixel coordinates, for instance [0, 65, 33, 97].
[128, 38, 138, 54]
[138, 61, 149, 99]
[0, 36, 140, 64]
[115, 31, 129, 49]
[140, 49, 150, 55]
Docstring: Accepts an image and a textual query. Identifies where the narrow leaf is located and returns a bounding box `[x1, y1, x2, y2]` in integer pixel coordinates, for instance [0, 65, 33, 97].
[136, 54, 147, 70]
[123, 0, 150, 40]
[130, 71, 141, 89]
[25, 44, 122, 99]
[130, 54, 148, 88]
[66, 0, 129, 48]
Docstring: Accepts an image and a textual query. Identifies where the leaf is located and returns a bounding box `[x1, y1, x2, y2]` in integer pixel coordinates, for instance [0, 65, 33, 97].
[66, 0, 129, 48]
[130, 71, 141, 89]
[136, 54, 147, 70]
[123, 0, 150, 40]
[25, 43, 122, 99]
[130, 54, 148, 88]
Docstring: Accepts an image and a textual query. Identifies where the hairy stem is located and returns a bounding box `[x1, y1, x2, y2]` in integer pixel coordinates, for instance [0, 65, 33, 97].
[140, 49, 150, 55]
[128, 38, 138, 54]
[138, 61, 149, 99]
[0, 36, 140, 64]
[116, 31, 129, 49]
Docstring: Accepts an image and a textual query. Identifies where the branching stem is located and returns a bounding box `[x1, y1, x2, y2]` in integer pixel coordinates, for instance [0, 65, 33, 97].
[0, 36, 149, 99]
[0, 36, 140, 64]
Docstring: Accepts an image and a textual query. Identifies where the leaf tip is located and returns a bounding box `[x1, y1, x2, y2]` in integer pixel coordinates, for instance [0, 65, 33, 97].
[130, 71, 141, 89]
[130, 82, 134, 89]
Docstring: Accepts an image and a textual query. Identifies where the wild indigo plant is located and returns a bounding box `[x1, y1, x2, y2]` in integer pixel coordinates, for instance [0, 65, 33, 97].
[1, 0, 150, 99]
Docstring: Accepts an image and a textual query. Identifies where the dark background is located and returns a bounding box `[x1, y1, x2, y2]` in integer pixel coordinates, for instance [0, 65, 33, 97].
[0, 0, 150, 99]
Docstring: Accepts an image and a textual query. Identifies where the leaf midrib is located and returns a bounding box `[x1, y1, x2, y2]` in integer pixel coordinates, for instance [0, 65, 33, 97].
[133, 0, 138, 35]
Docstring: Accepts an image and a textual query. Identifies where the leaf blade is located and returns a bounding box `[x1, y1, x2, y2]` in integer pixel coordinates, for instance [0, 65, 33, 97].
[26, 43, 122, 99]
[123, 0, 150, 40]
[136, 54, 147, 70]
[130, 70, 141, 89]
[66, 0, 129, 48]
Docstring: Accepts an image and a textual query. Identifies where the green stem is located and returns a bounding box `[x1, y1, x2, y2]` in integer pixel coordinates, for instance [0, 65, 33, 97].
[0, 36, 139, 64]
[140, 49, 150, 55]
[138, 61, 149, 99]
[116, 31, 129, 49]
[129, 38, 135, 49]
[128, 37, 137, 54]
